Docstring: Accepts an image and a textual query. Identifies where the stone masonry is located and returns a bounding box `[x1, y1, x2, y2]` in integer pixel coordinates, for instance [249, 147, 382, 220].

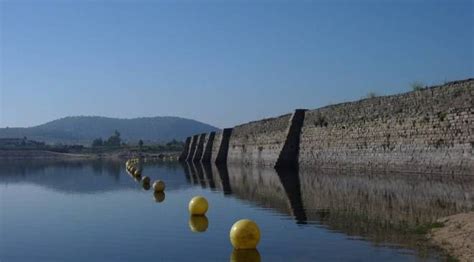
[181, 79, 473, 174]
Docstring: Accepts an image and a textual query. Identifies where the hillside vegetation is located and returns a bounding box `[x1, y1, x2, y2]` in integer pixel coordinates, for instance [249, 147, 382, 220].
[0, 116, 219, 145]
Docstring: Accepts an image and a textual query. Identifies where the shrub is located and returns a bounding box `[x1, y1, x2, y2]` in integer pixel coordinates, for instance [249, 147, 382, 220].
[366, 92, 378, 98]
[411, 81, 425, 91]
[314, 113, 328, 127]
[437, 111, 447, 121]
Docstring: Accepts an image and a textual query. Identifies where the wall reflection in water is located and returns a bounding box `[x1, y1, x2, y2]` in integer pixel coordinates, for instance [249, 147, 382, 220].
[2, 159, 472, 255]
[184, 162, 474, 249]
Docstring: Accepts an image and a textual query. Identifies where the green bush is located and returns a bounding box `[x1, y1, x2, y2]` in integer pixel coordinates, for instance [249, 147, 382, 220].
[366, 92, 378, 98]
[411, 81, 425, 91]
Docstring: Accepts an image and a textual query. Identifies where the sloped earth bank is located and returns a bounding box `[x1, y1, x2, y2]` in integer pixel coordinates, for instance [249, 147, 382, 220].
[0, 149, 179, 161]
[429, 212, 474, 262]
[0, 150, 93, 159]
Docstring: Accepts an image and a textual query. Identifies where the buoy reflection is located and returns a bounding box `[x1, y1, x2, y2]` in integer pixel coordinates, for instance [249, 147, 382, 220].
[153, 192, 165, 203]
[230, 249, 261, 262]
[142, 182, 151, 191]
[188, 215, 209, 233]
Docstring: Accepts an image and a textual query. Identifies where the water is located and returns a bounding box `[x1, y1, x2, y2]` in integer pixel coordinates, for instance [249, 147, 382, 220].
[1, 160, 473, 261]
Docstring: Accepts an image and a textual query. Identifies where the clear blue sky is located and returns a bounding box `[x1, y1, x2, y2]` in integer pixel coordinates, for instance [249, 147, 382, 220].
[0, 0, 472, 128]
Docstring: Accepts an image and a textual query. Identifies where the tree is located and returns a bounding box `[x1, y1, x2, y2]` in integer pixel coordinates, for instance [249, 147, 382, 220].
[166, 139, 178, 147]
[21, 136, 27, 146]
[92, 138, 104, 147]
[138, 139, 144, 149]
[105, 130, 121, 147]
[164, 139, 184, 151]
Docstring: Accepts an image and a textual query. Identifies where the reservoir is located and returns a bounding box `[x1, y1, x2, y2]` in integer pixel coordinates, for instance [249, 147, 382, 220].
[1, 160, 472, 261]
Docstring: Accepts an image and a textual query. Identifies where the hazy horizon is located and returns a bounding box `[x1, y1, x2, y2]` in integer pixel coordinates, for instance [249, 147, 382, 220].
[1, 76, 471, 130]
[0, 115, 221, 129]
[1, 0, 472, 128]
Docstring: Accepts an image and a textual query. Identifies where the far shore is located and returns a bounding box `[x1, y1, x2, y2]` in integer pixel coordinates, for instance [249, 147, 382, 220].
[0, 149, 180, 161]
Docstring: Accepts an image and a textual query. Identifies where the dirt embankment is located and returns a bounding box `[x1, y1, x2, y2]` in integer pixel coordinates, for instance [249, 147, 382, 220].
[429, 212, 474, 262]
[0, 149, 180, 161]
[0, 150, 94, 160]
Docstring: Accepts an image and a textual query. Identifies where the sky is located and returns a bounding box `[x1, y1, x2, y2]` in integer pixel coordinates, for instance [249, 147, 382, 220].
[0, 0, 472, 129]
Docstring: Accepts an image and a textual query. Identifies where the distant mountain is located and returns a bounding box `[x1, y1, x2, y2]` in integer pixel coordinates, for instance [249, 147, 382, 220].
[0, 116, 219, 145]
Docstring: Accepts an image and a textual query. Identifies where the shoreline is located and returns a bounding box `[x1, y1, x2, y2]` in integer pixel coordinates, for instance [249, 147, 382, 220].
[0, 149, 180, 161]
[429, 212, 474, 262]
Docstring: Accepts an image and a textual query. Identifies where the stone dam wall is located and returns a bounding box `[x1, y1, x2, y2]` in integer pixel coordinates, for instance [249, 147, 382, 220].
[181, 79, 473, 174]
[200, 132, 215, 162]
[211, 128, 233, 165]
[227, 113, 293, 166]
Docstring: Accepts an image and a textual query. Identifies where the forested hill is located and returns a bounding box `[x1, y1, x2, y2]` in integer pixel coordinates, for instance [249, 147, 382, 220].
[0, 116, 219, 145]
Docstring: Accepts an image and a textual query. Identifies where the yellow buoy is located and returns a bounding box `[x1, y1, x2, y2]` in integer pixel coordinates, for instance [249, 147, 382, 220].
[188, 196, 208, 215]
[188, 215, 209, 232]
[229, 219, 260, 249]
[153, 192, 165, 203]
[230, 249, 261, 262]
[134, 174, 142, 181]
[133, 169, 141, 177]
[141, 176, 150, 184]
[142, 182, 151, 191]
[152, 180, 166, 192]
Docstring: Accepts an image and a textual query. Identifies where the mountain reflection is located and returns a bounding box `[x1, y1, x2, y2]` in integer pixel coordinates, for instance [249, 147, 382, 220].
[0, 159, 192, 194]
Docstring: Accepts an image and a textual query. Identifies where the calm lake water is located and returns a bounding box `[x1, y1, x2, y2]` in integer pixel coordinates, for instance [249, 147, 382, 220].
[1, 160, 473, 261]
